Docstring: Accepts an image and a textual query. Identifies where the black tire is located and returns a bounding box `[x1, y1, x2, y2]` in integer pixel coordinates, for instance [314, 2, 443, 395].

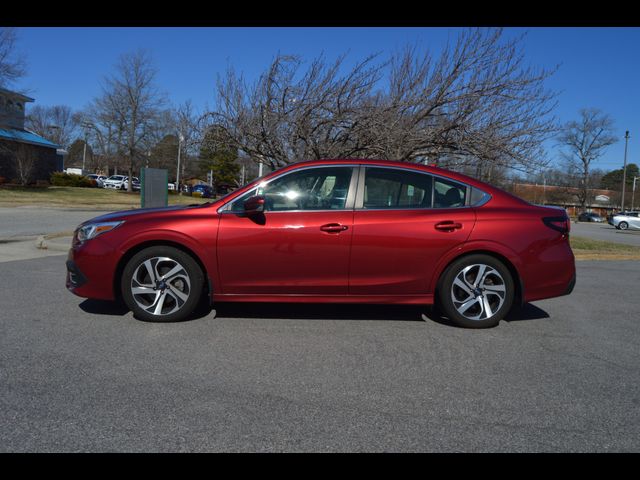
[619, 221, 629, 230]
[121, 246, 204, 322]
[437, 254, 514, 329]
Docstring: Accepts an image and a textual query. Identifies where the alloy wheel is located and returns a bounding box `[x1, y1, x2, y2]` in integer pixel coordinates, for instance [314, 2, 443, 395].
[450, 263, 506, 321]
[130, 256, 192, 316]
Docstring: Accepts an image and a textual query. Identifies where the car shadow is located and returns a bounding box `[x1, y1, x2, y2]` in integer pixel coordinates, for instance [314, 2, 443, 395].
[79, 299, 130, 316]
[78, 299, 550, 326]
[78, 296, 214, 322]
[213, 302, 426, 321]
[416, 302, 549, 327]
[213, 301, 551, 325]
[503, 303, 550, 322]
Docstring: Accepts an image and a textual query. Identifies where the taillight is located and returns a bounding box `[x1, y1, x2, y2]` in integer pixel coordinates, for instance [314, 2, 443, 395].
[543, 216, 570, 235]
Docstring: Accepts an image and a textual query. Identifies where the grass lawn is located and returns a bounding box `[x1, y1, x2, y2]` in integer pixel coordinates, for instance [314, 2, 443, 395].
[570, 235, 640, 261]
[2, 187, 638, 261]
[0, 186, 212, 209]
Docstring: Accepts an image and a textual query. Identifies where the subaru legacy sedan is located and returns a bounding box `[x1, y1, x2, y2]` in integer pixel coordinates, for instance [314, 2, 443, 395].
[66, 159, 575, 328]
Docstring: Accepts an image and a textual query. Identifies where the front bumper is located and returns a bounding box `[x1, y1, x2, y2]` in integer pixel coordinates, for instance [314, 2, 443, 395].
[66, 259, 87, 288]
[66, 237, 119, 301]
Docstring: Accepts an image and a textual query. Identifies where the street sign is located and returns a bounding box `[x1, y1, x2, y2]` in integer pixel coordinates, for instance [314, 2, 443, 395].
[141, 168, 168, 208]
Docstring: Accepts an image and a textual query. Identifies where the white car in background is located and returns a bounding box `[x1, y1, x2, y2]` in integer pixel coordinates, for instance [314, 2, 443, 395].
[612, 211, 640, 230]
[87, 174, 108, 187]
[103, 175, 140, 191]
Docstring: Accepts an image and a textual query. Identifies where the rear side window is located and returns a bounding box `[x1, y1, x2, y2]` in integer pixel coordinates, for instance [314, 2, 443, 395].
[433, 177, 467, 208]
[469, 186, 490, 206]
[363, 167, 433, 209]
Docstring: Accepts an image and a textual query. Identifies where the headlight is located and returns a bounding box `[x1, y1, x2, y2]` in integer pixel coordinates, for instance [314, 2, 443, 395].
[75, 221, 124, 244]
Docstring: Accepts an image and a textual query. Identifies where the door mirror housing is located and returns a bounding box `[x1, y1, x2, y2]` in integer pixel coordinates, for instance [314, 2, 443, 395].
[244, 195, 266, 214]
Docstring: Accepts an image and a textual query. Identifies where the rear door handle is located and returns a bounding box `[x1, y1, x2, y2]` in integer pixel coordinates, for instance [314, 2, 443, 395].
[434, 221, 463, 232]
[320, 223, 349, 233]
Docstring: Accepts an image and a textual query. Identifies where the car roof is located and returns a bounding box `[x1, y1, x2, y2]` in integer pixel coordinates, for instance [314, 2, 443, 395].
[279, 158, 491, 189]
[213, 158, 532, 209]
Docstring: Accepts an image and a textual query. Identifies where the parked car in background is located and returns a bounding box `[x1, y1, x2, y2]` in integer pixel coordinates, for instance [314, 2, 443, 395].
[612, 211, 640, 230]
[103, 175, 140, 191]
[87, 174, 108, 188]
[67, 159, 576, 329]
[103, 175, 127, 190]
[577, 212, 604, 223]
[191, 184, 214, 198]
[129, 177, 141, 191]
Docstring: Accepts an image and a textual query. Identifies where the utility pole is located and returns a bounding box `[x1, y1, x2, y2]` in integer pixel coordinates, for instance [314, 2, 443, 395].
[176, 132, 184, 195]
[82, 138, 87, 171]
[621, 131, 630, 211]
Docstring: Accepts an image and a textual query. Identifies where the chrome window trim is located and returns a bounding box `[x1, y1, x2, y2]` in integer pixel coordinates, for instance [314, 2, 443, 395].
[355, 164, 491, 211]
[218, 164, 360, 214]
[218, 162, 492, 214]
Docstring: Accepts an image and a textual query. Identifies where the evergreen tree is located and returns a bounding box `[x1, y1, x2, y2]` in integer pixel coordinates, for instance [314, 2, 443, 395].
[601, 164, 639, 191]
[199, 126, 240, 189]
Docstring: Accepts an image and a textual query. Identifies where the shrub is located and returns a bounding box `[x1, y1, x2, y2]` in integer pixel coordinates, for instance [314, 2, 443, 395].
[50, 172, 95, 188]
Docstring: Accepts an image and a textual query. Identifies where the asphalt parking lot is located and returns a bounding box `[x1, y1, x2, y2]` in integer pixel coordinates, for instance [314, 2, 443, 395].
[1, 254, 638, 452]
[571, 221, 640, 247]
[0, 207, 113, 239]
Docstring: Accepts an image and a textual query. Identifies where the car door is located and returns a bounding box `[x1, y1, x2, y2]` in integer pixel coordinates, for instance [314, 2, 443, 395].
[349, 166, 476, 295]
[217, 165, 357, 295]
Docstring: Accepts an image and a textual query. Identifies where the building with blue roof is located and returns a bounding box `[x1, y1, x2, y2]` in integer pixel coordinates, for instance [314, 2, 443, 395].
[0, 88, 62, 184]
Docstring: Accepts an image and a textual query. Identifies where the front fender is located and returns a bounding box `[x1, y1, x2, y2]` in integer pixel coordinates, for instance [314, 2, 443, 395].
[115, 228, 219, 295]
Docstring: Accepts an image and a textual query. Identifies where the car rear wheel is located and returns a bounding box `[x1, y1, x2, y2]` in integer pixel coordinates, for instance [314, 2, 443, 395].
[121, 246, 204, 322]
[619, 221, 629, 230]
[437, 254, 514, 329]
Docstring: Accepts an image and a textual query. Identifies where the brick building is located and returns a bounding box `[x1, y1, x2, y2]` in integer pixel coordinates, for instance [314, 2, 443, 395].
[512, 183, 620, 217]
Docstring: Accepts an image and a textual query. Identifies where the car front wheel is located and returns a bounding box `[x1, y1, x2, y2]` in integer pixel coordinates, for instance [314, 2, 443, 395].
[437, 254, 514, 328]
[121, 246, 204, 322]
[619, 221, 629, 230]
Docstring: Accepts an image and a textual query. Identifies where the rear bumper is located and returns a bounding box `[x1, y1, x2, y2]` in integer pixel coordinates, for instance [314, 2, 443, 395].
[564, 271, 576, 296]
[521, 238, 576, 303]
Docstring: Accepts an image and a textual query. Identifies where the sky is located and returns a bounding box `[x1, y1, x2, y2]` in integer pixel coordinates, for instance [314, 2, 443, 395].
[12, 26, 640, 173]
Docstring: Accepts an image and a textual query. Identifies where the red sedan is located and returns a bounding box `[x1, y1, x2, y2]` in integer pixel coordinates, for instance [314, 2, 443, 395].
[66, 159, 575, 328]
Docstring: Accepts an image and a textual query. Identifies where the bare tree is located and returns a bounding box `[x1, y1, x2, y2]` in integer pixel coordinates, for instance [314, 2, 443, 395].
[208, 52, 385, 171]
[558, 108, 618, 210]
[13, 143, 37, 185]
[25, 105, 79, 148]
[174, 100, 201, 178]
[91, 50, 167, 190]
[80, 98, 128, 175]
[0, 27, 26, 89]
[207, 28, 558, 179]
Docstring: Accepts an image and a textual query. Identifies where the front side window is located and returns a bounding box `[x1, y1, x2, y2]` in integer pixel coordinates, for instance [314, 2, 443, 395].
[363, 167, 433, 209]
[225, 166, 354, 212]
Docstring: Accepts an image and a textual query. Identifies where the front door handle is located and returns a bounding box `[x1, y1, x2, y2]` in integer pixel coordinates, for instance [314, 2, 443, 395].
[434, 221, 463, 232]
[320, 223, 349, 233]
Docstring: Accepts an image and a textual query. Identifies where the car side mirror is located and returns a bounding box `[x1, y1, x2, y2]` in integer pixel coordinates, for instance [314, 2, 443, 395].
[244, 195, 266, 214]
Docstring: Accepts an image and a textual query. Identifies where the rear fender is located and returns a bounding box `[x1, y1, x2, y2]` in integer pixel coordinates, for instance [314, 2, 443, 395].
[429, 240, 525, 303]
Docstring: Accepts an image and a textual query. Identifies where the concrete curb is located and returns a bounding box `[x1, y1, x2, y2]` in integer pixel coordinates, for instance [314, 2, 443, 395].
[35, 231, 74, 252]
